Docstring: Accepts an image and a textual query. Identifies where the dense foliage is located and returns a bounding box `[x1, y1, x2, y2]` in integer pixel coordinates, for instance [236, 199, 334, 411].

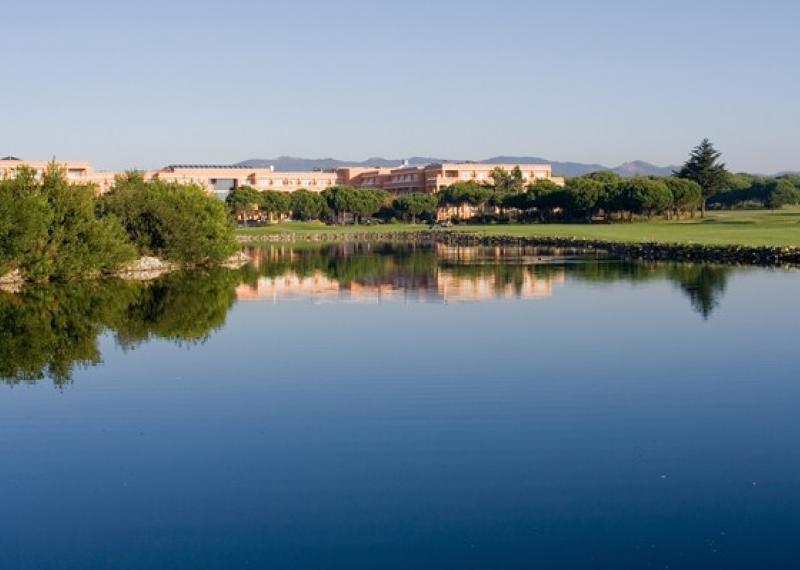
[101, 173, 238, 265]
[392, 193, 439, 223]
[321, 186, 389, 223]
[709, 173, 800, 209]
[0, 166, 136, 280]
[1, 165, 240, 281]
[290, 189, 328, 220]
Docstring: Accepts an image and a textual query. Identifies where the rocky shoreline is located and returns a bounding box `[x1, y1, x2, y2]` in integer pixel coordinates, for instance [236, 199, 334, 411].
[0, 252, 252, 289]
[237, 230, 800, 266]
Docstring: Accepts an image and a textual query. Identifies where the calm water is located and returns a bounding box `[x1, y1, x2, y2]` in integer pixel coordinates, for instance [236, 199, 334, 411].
[1, 243, 798, 569]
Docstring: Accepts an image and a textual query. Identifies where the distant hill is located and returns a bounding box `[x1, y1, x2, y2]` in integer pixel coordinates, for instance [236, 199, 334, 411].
[236, 155, 683, 177]
[481, 156, 680, 177]
[612, 160, 678, 178]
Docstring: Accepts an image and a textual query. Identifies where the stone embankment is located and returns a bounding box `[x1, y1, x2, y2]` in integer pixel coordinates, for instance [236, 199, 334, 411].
[237, 230, 800, 266]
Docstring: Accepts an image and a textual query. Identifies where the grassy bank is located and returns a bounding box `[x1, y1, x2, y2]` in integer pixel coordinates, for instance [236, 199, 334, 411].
[236, 208, 800, 247]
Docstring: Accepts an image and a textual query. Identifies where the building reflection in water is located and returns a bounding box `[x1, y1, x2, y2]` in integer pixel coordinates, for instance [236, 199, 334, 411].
[236, 244, 567, 304]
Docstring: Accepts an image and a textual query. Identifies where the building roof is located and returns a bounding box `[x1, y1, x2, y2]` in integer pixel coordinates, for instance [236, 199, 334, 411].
[165, 164, 245, 169]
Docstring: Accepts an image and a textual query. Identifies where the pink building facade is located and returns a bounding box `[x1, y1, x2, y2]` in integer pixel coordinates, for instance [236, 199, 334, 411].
[153, 165, 339, 199]
[0, 157, 118, 194]
[339, 162, 564, 194]
[2, 157, 564, 198]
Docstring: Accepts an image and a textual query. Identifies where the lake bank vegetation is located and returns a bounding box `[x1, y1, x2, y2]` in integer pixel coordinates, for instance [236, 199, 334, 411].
[227, 140, 800, 231]
[0, 166, 238, 282]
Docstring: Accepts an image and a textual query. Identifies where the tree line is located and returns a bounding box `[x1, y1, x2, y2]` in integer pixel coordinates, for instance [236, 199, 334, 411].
[228, 140, 800, 226]
[1, 166, 238, 281]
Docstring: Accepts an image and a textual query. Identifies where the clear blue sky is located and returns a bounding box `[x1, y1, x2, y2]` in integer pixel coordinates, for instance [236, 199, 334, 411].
[2, 0, 798, 173]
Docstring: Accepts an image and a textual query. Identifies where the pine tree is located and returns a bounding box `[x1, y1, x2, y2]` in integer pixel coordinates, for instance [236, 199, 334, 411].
[676, 139, 728, 217]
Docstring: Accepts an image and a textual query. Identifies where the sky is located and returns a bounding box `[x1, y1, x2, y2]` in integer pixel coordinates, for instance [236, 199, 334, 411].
[1, 0, 798, 173]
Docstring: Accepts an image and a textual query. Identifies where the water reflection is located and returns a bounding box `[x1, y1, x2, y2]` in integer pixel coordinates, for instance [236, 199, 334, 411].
[238, 244, 563, 303]
[238, 243, 733, 314]
[0, 270, 241, 386]
[0, 243, 742, 384]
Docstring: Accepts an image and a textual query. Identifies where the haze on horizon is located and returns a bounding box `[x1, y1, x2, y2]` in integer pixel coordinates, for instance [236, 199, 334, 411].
[1, 0, 798, 174]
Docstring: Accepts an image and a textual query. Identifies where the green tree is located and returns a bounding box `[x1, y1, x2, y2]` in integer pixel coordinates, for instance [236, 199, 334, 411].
[491, 166, 525, 194]
[615, 178, 672, 219]
[438, 181, 492, 206]
[352, 188, 389, 223]
[1, 164, 135, 281]
[676, 139, 729, 217]
[225, 186, 262, 221]
[392, 193, 439, 223]
[584, 171, 621, 185]
[321, 185, 359, 224]
[765, 179, 800, 209]
[259, 190, 291, 222]
[565, 177, 605, 220]
[289, 189, 328, 221]
[0, 167, 50, 275]
[663, 177, 702, 218]
[102, 178, 237, 265]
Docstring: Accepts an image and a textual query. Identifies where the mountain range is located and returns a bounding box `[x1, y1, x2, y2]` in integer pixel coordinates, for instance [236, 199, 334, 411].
[236, 156, 681, 177]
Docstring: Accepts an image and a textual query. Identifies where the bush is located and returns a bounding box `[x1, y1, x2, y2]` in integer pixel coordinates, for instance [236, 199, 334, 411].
[1, 165, 136, 280]
[101, 175, 237, 265]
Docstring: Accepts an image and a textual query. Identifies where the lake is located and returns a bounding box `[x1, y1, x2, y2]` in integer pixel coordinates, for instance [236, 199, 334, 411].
[1, 243, 798, 569]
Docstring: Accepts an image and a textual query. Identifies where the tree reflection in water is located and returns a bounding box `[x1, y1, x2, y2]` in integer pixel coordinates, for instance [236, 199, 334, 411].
[0, 244, 735, 385]
[0, 269, 241, 386]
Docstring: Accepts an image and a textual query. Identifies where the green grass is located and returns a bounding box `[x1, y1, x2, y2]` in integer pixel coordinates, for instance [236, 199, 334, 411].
[236, 208, 800, 248]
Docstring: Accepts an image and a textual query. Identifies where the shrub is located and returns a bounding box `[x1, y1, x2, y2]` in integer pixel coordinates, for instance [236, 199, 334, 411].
[1, 165, 136, 280]
[101, 176, 237, 265]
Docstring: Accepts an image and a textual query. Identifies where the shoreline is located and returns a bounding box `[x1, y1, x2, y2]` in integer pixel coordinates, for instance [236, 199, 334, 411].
[237, 230, 800, 266]
[0, 252, 252, 290]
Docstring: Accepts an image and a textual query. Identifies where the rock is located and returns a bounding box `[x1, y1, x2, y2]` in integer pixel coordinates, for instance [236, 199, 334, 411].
[115, 256, 177, 280]
[0, 269, 23, 285]
[220, 251, 253, 269]
[0, 269, 23, 293]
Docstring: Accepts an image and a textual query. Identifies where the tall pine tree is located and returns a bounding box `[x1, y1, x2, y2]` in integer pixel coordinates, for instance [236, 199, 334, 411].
[675, 139, 728, 217]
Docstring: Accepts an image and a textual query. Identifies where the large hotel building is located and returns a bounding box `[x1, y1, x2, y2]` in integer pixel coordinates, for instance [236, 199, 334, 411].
[1, 156, 564, 198]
